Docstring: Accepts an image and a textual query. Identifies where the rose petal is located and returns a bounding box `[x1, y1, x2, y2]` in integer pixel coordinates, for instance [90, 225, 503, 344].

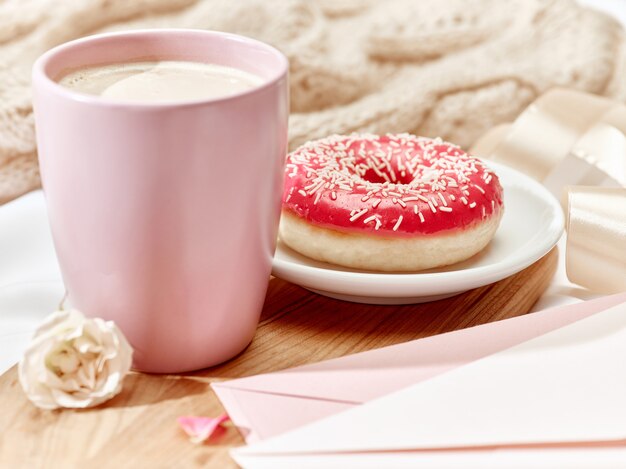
[34, 310, 82, 339]
[177, 414, 230, 444]
[74, 335, 101, 354]
[75, 360, 96, 390]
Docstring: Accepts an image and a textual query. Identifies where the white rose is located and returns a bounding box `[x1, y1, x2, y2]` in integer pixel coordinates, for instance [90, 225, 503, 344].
[18, 309, 133, 410]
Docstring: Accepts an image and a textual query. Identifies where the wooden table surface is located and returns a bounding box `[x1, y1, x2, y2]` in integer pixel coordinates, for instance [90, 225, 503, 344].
[0, 248, 557, 468]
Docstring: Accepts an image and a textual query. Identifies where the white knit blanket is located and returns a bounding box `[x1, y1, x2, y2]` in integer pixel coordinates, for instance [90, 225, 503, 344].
[0, 0, 624, 203]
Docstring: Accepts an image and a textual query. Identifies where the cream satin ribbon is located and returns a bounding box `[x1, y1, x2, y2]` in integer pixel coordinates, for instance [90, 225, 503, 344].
[471, 89, 626, 294]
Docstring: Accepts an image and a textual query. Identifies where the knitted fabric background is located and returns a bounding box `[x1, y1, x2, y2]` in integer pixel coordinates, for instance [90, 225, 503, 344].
[0, 0, 624, 203]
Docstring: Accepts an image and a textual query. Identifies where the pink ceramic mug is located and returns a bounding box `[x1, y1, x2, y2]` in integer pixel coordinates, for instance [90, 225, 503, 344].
[32, 30, 289, 372]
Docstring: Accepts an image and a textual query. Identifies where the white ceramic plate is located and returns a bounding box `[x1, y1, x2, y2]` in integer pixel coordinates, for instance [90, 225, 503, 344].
[271, 161, 564, 304]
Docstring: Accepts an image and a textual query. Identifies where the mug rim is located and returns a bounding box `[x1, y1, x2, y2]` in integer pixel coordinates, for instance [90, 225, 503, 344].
[32, 28, 289, 110]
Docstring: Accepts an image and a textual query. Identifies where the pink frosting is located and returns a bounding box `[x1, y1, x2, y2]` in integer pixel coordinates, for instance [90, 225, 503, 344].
[282, 134, 504, 236]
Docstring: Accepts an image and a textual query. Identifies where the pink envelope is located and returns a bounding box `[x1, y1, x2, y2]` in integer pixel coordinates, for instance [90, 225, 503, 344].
[212, 293, 626, 443]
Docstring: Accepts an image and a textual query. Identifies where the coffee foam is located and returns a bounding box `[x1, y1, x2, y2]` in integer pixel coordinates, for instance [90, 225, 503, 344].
[58, 61, 263, 103]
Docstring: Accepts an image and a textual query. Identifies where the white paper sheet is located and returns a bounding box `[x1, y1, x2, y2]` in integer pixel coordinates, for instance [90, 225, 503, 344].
[234, 299, 626, 466]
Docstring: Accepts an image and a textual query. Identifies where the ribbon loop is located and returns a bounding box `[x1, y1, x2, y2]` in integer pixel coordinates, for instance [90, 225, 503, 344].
[566, 187, 626, 294]
[472, 88, 626, 294]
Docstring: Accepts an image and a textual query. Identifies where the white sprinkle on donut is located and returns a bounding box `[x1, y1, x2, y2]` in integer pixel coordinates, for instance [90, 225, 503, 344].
[350, 208, 368, 222]
[393, 216, 403, 231]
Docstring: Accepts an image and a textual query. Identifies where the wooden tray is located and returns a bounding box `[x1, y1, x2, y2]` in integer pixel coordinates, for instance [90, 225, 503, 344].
[0, 248, 557, 468]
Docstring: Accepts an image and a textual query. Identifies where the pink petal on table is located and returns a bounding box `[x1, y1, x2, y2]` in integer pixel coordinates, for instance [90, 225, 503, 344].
[177, 414, 230, 444]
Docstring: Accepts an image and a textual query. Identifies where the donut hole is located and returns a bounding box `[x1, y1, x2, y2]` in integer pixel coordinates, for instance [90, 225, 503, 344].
[361, 168, 389, 184]
[360, 165, 416, 185]
[344, 138, 420, 185]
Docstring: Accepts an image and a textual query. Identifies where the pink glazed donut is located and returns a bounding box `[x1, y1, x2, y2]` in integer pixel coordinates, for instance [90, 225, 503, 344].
[280, 134, 504, 271]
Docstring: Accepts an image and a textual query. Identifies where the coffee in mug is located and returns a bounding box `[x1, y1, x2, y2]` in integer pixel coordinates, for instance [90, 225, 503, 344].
[58, 61, 263, 103]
